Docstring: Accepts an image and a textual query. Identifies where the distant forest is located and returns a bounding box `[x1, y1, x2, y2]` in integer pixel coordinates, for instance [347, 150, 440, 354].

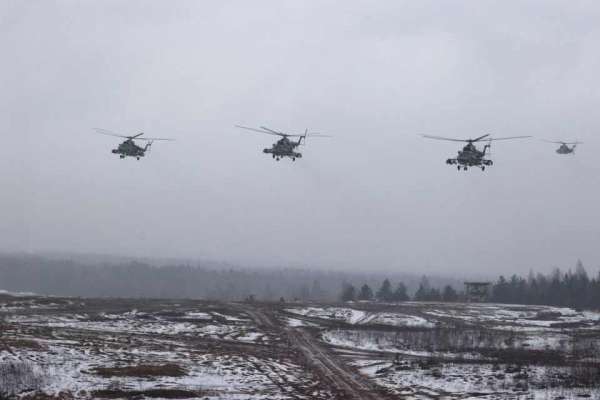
[342, 260, 600, 310]
[0, 255, 597, 309]
[0, 254, 458, 302]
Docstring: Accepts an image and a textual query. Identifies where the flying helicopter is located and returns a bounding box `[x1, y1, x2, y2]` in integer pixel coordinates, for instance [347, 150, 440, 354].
[94, 128, 174, 160]
[543, 140, 582, 154]
[234, 125, 330, 161]
[423, 134, 531, 171]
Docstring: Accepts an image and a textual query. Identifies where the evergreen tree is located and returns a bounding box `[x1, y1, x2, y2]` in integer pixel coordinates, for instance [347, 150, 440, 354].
[488, 261, 600, 309]
[429, 287, 442, 301]
[340, 284, 356, 302]
[413, 283, 427, 301]
[376, 278, 393, 302]
[391, 282, 409, 302]
[442, 285, 458, 302]
[357, 284, 374, 301]
[492, 276, 509, 302]
[413, 276, 431, 301]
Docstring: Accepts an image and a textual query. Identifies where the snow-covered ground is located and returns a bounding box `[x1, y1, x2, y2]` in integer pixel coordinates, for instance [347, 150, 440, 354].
[287, 302, 600, 331]
[5, 308, 271, 344]
[292, 302, 600, 399]
[0, 343, 321, 399]
[356, 359, 600, 400]
[287, 303, 600, 355]
[2, 295, 599, 399]
[286, 306, 368, 324]
[421, 302, 600, 330]
[286, 306, 434, 328]
[0, 296, 331, 399]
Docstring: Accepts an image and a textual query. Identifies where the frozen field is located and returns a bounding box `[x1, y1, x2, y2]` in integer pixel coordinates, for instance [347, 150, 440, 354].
[286, 302, 600, 399]
[1, 293, 599, 399]
[0, 295, 331, 399]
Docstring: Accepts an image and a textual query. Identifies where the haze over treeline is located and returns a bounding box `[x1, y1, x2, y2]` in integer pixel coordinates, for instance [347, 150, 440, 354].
[0, 254, 596, 308]
[0, 254, 460, 301]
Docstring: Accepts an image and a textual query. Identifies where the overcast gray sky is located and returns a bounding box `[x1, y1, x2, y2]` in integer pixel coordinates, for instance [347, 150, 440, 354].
[2, 1, 600, 276]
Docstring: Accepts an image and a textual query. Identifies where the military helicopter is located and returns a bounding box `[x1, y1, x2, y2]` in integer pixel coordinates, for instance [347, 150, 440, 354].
[94, 128, 174, 160]
[423, 134, 531, 171]
[543, 140, 582, 154]
[235, 125, 330, 161]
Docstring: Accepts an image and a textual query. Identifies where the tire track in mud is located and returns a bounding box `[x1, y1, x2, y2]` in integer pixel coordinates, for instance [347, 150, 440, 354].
[240, 304, 392, 400]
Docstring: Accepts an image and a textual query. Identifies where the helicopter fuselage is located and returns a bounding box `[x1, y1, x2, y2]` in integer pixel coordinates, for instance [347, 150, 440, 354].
[446, 143, 493, 170]
[263, 137, 303, 161]
[556, 144, 575, 154]
[112, 139, 149, 159]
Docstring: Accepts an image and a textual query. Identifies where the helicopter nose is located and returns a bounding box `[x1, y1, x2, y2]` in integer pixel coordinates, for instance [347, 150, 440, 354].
[112, 149, 118, 154]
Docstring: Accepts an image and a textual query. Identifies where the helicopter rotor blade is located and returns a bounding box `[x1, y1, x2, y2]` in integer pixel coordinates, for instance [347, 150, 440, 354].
[422, 135, 471, 143]
[488, 135, 532, 141]
[93, 128, 160, 140]
[136, 137, 175, 141]
[472, 134, 491, 142]
[542, 139, 565, 144]
[93, 128, 132, 139]
[259, 126, 289, 136]
[234, 125, 283, 137]
[543, 139, 582, 145]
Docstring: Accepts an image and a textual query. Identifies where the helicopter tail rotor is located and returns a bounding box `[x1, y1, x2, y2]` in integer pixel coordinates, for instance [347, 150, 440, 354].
[483, 139, 492, 156]
[300, 128, 308, 145]
[144, 141, 154, 152]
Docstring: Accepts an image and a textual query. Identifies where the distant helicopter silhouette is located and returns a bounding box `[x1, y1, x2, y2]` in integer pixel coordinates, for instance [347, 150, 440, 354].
[423, 134, 531, 171]
[543, 140, 582, 155]
[94, 128, 174, 160]
[235, 125, 330, 161]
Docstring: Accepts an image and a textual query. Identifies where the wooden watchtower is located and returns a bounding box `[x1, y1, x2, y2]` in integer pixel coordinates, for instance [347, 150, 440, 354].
[464, 282, 491, 302]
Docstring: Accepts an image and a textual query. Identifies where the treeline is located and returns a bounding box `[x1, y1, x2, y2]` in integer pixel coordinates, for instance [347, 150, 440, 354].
[0, 254, 457, 301]
[490, 260, 600, 309]
[341, 261, 600, 310]
[340, 276, 460, 302]
[0, 255, 341, 301]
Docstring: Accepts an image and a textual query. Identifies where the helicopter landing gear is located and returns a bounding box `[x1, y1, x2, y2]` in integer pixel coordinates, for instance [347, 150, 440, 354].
[481, 166, 485, 171]
[463, 166, 468, 171]
[276, 157, 280, 161]
[292, 157, 296, 161]
[119, 155, 125, 159]
[272, 154, 275, 159]
[457, 166, 461, 171]
[137, 157, 140, 160]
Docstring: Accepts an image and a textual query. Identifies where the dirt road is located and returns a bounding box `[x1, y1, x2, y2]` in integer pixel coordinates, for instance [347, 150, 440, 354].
[240, 304, 391, 400]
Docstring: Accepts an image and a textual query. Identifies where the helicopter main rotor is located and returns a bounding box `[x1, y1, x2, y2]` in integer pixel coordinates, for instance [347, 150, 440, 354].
[542, 139, 582, 145]
[422, 134, 531, 143]
[94, 128, 174, 141]
[235, 125, 331, 139]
